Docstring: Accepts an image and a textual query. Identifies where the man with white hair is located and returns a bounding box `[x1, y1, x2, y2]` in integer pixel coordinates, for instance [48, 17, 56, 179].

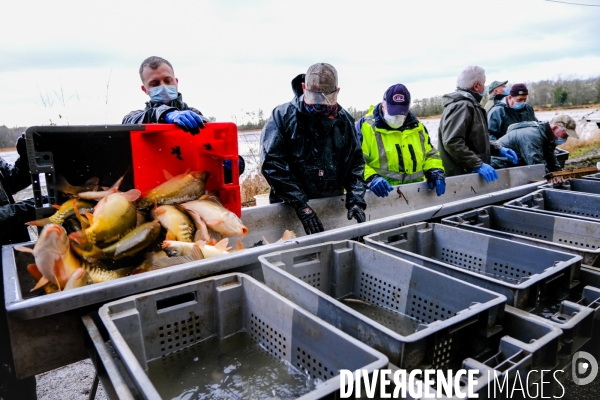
[260, 63, 366, 235]
[438, 66, 518, 182]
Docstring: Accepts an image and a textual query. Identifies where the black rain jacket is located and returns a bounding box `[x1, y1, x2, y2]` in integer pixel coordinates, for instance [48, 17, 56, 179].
[122, 93, 207, 124]
[0, 135, 35, 245]
[260, 96, 366, 210]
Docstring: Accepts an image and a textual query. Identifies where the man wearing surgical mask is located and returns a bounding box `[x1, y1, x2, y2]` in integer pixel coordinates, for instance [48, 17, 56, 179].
[491, 114, 577, 173]
[260, 63, 366, 235]
[356, 84, 446, 198]
[488, 83, 537, 141]
[123, 56, 206, 135]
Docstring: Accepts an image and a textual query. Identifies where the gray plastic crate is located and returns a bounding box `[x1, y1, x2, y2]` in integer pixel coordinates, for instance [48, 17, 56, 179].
[540, 178, 600, 196]
[98, 273, 388, 400]
[259, 240, 507, 372]
[363, 223, 594, 359]
[504, 189, 600, 223]
[582, 172, 600, 181]
[442, 206, 600, 266]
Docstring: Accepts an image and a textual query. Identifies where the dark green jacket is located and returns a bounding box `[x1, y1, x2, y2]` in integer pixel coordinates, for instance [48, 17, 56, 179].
[487, 100, 537, 141]
[438, 89, 501, 177]
[492, 121, 562, 173]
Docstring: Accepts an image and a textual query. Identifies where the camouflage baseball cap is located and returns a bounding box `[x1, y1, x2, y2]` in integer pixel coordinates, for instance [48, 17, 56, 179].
[551, 114, 578, 139]
[304, 63, 338, 105]
[488, 80, 508, 94]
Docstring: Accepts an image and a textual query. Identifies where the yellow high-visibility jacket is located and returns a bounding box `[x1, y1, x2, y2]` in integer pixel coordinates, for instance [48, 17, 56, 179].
[359, 105, 444, 185]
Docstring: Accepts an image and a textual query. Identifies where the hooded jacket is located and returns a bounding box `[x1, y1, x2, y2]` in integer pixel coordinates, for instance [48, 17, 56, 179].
[0, 135, 36, 245]
[492, 121, 562, 173]
[483, 93, 507, 113]
[438, 89, 501, 177]
[260, 95, 366, 209]
[487, 99, 537, 141]
[122, 93, 207, 124]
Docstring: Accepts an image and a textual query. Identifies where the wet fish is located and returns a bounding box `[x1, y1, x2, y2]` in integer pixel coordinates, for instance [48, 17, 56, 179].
[72, 221, 161, 261]
[49, 175, 100, 197]
[196, 238, 231, 258]
[78, 168, 130, 200]
[26, 199, 96, 227]
[137, 170, 209, 209]
[64, 268, 93, 290]
[151, 205, 195, 242]
[161, 240, 196, 257]
[262, 230, 296, 244]
[68, 189, 140, 248]
[15, 224, 81, 291]
[180, 195, 248, 239]
[83, 263, 133, 284]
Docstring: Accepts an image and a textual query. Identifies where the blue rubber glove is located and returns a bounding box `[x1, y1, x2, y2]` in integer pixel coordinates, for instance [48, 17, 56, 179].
[425, 168, 446, 197]
[164, 110, 205, 135]
[427, 179, 446, 196]
[370, 176, 394, 197]
[473, 163, 499, 183]
[499, 147, 518, 165]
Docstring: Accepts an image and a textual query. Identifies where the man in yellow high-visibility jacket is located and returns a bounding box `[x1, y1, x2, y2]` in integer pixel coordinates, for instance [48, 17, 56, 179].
[356, 84, 446, 197]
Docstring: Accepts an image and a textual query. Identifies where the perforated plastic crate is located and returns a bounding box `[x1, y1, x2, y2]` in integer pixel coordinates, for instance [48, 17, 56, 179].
[259, 240, 507, 372]
[442, 206, 600, 266]
[98, 273, 388, 400]
[25, 123, 242, 219]
[364, 223, 594, 359]
[554, 148, 569, 169]
[540, 178, 600, 197]
[504, 189, 600, 223]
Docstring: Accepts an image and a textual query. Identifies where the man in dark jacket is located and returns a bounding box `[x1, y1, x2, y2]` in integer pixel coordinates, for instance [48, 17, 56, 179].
[491, 114, 578, 173]
[482, 80, 508, 112]
[487, 83, 538, 141]
[260, 63, 366, 235]
[438, 66, 518, 182]
[122, 56, 207, 135]
[0, 134, 38, 400]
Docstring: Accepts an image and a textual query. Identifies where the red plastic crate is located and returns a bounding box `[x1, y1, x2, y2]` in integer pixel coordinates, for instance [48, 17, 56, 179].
[130, 123, 241, 217]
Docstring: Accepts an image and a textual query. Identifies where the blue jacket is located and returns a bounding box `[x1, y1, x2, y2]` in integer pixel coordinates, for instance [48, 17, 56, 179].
[487, 100, 537, 141]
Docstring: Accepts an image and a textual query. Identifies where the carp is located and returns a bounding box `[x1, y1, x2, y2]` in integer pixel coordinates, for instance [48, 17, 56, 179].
[161, 240, 196, 257]
[78, 168, 130, 200]
[68, 189, 140, 247]
[137, 170, 209, 209]
[151, 205, 195, 242]
[15, 224, 82, 291]
[180, 195, 248, 239]
[64, 268, 93, 290]
[72, 221, 161, 261]
[26, 199, 96, 227]
[50, 175, 100, 197]
[196, 238, 231, 258]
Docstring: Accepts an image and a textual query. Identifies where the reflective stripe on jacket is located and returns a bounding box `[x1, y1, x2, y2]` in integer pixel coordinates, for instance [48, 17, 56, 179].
[360, 106, 444, 185]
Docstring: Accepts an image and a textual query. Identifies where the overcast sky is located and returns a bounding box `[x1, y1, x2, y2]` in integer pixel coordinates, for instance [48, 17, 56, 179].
[1, 0, 599, 127]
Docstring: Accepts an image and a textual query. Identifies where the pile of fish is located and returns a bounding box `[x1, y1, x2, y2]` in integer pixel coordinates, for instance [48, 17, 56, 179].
[16, 169, 291, 294]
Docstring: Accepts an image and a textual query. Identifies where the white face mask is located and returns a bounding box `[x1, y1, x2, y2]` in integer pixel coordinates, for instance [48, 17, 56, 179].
[383, 109, 406, 129]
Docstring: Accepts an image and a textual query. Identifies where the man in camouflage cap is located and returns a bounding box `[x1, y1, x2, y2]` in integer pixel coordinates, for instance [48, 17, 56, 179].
[491, 114, 577, 173]
[260, 63, 367, 235]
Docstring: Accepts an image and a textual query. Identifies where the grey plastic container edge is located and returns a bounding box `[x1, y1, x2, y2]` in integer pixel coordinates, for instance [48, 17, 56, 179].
[539, 178, 600, 197]
[363, 223, 593, 358]
[363, 222, 582, 310]
[259, 240, 508, 372]
[582, 172, 600, 181]
[441, 206, 600, 266]
[99, 273, 388, 400]
[504, 189, 600, 223]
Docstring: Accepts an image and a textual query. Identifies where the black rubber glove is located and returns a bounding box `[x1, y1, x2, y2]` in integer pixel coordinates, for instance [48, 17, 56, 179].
[347, 204, 366, 223]
[294, 203, 324, 235]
